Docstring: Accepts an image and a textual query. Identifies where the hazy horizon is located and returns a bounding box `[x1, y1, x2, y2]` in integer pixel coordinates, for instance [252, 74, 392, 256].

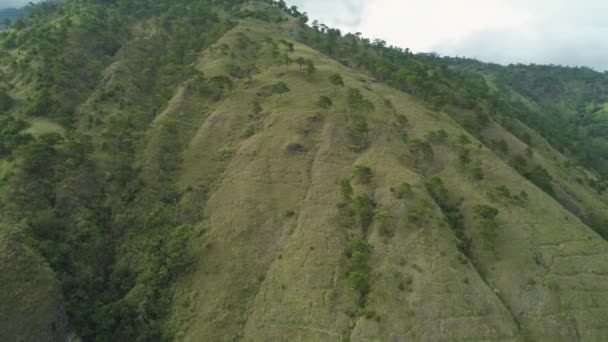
[2, 0, 607, 71]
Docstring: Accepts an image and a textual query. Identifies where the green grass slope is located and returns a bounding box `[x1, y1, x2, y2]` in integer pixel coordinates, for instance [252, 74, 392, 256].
[146, 13, 608, 341]
[0, 228, 68, 342]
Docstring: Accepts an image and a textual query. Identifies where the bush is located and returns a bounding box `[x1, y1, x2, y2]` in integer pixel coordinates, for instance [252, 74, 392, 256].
[272, 81, 290, 95]
[425, 177, 449, 205]
[353, 193, 374, 230]
[242, 123, 256, 138]
[466, 160, 484, 180]
[345, 236, 372, 303]
[329, 73, 344, 87]
[473, 205, 499, 220]
[390, 182, 412, 199]
[251, 100, 263, 114]
[353, 165, 373, 184]
[408, 138, 434, 165]
[346, 88, 374, 112]
[339, 178, 353, 200]
[374, 210, 394, 238]
[510, 155, 554, 196]
[317, 95, 333, 108]
[473, 205, 500, 250]
[0, 88, 13, 112]
[407, 199, 433, 224]
[492, 139, 509, 154]
[426, 129, 448, 143]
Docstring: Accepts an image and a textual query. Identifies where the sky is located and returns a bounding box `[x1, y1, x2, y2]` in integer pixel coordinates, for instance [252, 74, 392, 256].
[2, 0, 607, 71]
[0, 0, 36, 8]
[289, 0, 608, 71]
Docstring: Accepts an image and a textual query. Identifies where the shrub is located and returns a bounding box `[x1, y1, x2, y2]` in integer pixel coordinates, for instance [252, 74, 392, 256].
[466, 160, 484, 180]
[473, 205, 499, 220]
[425, 177, 448, 205]
[352, 116, 369, 135]
[251, 100, 263, 114]
[346, 88, 374, 112]
[305, 59, 316, 76]
[488, 185, 511, 200]
[353, 193, 374, 230]
[329, 73, 344, 87]
[374, 210, 394, 238]
[353, 165, 374, 184]
[510, 155, 554, 196]
[339, 178, 353, 199]
[426, 129, 448, 143]
[317, 95, 333, 108]
[390, 182, 412, 199]
[272, 81, 290, 95]
[345, 236, 372, 303]
[492, 139, 509, 154]
[241, 123, 256, 138]
[459, 149, 471, 165]
[407, 138, 434, 165]
[0, 88, 13, 112]
[473, 205, 500, 250]
[458, 134, 472, 150]
[407, 199, 433, 224]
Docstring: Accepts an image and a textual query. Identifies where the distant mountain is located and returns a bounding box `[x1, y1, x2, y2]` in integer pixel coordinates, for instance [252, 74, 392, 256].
[0, 8, 24, 29]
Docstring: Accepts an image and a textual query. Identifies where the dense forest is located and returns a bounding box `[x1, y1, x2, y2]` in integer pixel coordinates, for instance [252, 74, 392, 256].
[1, 0, 608, 341]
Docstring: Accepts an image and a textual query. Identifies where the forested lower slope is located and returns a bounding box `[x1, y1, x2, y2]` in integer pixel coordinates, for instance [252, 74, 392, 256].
[1, 1, 608, 341]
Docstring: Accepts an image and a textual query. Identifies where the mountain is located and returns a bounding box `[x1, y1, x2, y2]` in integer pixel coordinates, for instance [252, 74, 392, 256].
[0, 8, 24, 29]
[1, 1, 608, 341]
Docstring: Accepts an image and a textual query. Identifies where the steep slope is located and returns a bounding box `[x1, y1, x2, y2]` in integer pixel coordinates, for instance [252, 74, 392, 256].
[156, 16, 608, 340]
[0, 228, 68, 342]
[0, 1, 608, 341]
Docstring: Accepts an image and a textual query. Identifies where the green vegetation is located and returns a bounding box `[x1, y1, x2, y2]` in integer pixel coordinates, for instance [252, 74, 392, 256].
[346, 88, 374, 112]
[329, 73, 345, 87]
[272, 81, 290, 95]
[390, 182, 413, 199]
[352, 165, 374, 184]
[426, 129, 448, 143]
[407, 199, 434, 225]
[407, 138, 434, 165]
[425, 177, 470, 256]
[510, 155, 554, 196]
[472, 205, 500, 251]
[317, 95, 333, 108]
[345, 236, 372, 305]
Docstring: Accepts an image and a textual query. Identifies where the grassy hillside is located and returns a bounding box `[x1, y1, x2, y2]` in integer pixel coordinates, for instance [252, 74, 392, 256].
[0, 0, 608, 341]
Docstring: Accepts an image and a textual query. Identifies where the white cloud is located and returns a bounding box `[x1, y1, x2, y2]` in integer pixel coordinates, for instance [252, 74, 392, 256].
[289, 0, 608, 70]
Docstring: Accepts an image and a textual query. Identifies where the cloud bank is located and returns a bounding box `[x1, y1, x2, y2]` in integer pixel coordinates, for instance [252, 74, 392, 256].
[290, 0, 608, 70]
